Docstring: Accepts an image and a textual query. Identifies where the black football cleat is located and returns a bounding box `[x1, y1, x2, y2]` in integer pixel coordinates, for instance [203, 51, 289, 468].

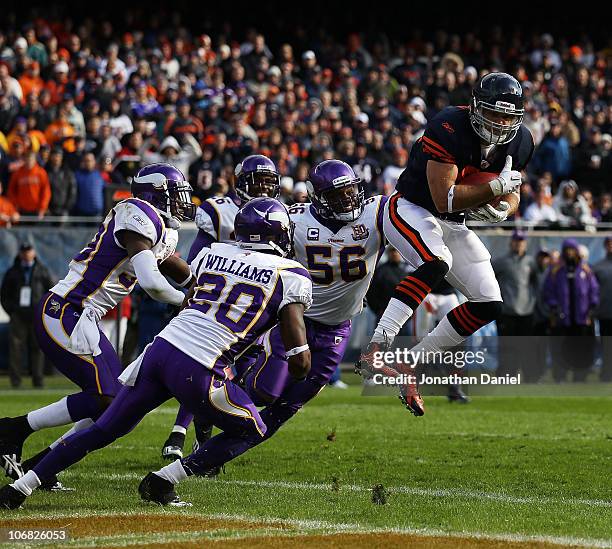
[138, 472, 191, 507]
[0, 416, 34, 479]
[448, 384, 470, 404]
[39, 475, 74, 492]
[0, 484, 27, 510]
[161, 432, 185, 460]
[0, 453, 24, 481]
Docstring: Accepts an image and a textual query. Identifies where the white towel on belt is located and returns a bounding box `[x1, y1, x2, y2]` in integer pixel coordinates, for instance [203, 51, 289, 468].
[118, 344, 151, 386]
[66, 307, 102, 357]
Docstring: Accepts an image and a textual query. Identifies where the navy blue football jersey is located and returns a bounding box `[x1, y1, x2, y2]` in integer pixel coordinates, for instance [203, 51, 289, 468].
[396, 106, 534, 221]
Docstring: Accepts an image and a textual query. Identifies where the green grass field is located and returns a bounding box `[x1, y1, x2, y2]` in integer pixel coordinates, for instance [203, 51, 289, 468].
[0, 376, 611, 548]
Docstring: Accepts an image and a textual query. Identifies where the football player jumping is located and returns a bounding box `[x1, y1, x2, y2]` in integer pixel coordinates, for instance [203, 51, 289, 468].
[358, 72, 534, 415]
[0, 198, 312, 509]
[140, 160, 390, 504]
[0, 164, 196, 489]
[161, 154, 281, 461]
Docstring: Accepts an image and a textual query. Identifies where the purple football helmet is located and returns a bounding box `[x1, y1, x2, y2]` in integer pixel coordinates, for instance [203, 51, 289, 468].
[306, 159, 365, 222]
[234, 154, 280, 203]
[234, 197, 293, 257]
[132, 163, 196, 225]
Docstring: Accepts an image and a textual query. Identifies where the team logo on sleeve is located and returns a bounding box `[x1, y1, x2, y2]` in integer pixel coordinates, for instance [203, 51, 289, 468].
[351, 224, 369, 241]
[442, 122, 455, 133]
[132, 214, 147, 226]
[50, 300, 61, 314]
[307, 228, 320, 241]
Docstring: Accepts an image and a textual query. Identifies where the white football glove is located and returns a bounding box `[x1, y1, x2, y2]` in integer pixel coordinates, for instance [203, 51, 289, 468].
[468, 201, 510, 223]
[489, 155, 522, 196]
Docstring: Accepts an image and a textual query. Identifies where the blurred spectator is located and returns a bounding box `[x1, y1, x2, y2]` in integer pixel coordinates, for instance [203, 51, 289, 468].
[1, 139, 26, 185]
[164, 99, 204, 141]
[0, 243, 54, 388]
[18, 62, 44, 104]
[0, 181, 19, 227]
[380, 148, 408, 195]
[531, 249, 553, 381]
[542, 239, 599, 382]
[532, 122, 571, 181]
[530, 34, 562, 72]
[0, 63, 23, 103]
[593, 237, 612, 381]
[143, 134, 201, 177]
[74, 152, 105, 216]
[46, 147, 77, 218]
[44, 109, 76, 153]
[7, 151, 50, 218]
[597, 193, 612, 223]
[279, 176, 294, 205]
[292, 181, 308, 203]
[352, 141, 381, 197]
[523, 186, 558, 223]
[493, 231, 539, 381]
[573, 128, 608, 197]
[552, 180, 597, 229]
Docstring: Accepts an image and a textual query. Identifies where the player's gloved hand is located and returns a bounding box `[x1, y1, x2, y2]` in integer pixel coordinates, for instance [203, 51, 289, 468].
[468, 201, 510, 223]
[489, 155, 522, 196]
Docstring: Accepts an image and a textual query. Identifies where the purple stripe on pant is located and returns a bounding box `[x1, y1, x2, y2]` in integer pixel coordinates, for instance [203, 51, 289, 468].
[33, 337, 265, 481]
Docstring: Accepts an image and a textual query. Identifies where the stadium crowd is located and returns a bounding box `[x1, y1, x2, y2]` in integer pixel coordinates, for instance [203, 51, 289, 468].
[0, 14, 610, 228]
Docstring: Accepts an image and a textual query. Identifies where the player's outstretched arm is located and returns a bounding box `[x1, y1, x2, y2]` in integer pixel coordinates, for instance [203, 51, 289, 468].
[118, 230, 185, 306]
[278, 303, 311, 380]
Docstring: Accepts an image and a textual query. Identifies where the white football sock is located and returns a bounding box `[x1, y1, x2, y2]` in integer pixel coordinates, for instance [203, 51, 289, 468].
[154, 459, 188, 485]
[372, 298, 413, 344]
[49, 418, 94, 450]
[408, 316, 465, 365]
[11, 470, 41, 496]
[171, 425, 187, 435]
[26, 397, 72, 431]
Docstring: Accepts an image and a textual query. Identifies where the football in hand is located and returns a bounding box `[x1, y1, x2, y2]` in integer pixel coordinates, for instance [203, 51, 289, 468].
[458, 171, 506, 208]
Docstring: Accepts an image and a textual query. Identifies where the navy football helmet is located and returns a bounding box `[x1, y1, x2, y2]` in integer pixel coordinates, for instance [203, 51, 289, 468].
[306, 160, 365, 222]
[234, 197, 293, 257]
[470, 72, 524, 145]
[132, 163, 196, 226]
[234, 155, 281, 203]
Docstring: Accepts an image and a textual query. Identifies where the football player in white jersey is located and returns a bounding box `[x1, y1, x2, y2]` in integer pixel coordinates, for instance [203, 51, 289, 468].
[0, 163, 195, 490]
[161, 154, 281, 460]
[152, 160, 390, 485]
[0, 198, 312, 509]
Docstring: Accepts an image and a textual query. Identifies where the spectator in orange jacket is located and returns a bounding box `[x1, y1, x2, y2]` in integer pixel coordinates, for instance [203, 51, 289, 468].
[44, 109, 76, 153]
[7, 151, 51, 218]
[0, 181, 20, 227]
[17, 62, 45, 105]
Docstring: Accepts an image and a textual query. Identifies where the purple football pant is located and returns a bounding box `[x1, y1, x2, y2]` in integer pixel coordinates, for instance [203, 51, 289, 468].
[181, 318, 350, 476]
[172, 406, 194, 430]
[173, 343, 261, 432]
[33, 292, 123, 421]
[33, 337, 265, 481]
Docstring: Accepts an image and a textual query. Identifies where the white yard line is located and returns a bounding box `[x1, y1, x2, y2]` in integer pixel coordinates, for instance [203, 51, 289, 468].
[3, 510, 610, 548]
[59, 471, 612, 509]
